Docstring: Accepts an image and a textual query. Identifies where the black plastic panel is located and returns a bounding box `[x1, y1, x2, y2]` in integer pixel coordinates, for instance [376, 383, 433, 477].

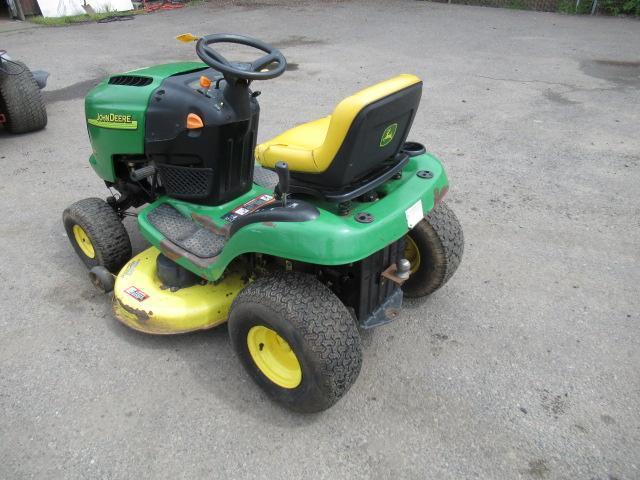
[229, 199, 320, 236]
[316, 237, 406, 328]
[356, 237, 405, 323]
[145, 68, 260, 206]
[108, 75, 153, 87]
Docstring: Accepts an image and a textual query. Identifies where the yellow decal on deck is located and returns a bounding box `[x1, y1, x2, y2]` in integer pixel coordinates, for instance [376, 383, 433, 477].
[88, 113, 138, 130]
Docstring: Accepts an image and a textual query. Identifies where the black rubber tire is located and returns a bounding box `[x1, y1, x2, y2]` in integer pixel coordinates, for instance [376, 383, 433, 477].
[402, 201, 464, 298]
[228, 272, 362, 413]
[62, 198, 132, 273]
[0, 60, 47, 134]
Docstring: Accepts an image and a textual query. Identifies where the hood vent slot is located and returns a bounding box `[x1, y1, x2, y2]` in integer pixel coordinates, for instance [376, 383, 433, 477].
[108, 75, 153, 87]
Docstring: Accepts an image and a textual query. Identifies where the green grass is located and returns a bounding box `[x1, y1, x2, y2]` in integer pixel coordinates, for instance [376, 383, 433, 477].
[29, 9, 143, 26]
[557, 0, 593, 13]
[558, 0, 640, 14]
[506, 0, 527, 9]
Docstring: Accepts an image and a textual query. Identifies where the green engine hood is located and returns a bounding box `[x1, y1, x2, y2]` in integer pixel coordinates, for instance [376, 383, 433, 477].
[84, 62, 207, 182]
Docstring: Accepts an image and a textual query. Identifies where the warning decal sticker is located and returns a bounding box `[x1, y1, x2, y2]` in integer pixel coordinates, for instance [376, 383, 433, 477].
[124, 286, 149, 302]
[222, 194, 274, 222]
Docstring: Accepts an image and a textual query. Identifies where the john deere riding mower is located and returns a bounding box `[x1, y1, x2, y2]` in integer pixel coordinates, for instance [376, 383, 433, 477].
[63, 34, 463, 412]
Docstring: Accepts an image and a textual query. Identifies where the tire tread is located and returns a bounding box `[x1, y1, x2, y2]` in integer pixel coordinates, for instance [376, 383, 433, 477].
[426, 201, 464, 285]
[62, 198, 131, 272]
[0, 60, 47, 134]
[403, 201, 464, 297]
[230, 272, 362, 412]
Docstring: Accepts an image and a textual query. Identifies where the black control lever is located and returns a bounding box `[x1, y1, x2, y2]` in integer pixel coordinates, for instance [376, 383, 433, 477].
[275, 161, 290, 206]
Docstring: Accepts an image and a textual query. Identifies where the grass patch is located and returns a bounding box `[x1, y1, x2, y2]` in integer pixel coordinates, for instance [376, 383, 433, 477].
[558, 0, 640, 14]
[599, 0, 640, 15]
[557, 0, 592, 13]
[507, 0, 527, 9]
[29, 9, 143, 26]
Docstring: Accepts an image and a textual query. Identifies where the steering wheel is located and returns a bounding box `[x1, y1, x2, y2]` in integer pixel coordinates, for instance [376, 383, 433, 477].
[196, 33, 286, 81]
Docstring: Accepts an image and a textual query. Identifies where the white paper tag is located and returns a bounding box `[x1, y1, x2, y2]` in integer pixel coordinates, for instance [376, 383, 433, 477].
[405, 200, 423, 229]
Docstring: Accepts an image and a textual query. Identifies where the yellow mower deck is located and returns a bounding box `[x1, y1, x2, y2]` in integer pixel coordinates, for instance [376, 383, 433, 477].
[113, 247, 247, 334]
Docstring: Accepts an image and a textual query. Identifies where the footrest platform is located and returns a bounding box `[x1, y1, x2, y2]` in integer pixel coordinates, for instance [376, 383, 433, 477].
[147, 204, 226, 259]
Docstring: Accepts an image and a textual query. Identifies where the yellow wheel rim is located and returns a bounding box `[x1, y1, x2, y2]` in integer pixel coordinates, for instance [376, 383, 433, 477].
[404, 235, 420, 274]
[247, 325, 302, 389]
[72, 224, 95, 259]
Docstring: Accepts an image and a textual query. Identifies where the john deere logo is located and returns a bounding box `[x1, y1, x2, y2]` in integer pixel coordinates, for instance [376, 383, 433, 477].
[88, 112, 137, 130]
[380, 123, 398, 147]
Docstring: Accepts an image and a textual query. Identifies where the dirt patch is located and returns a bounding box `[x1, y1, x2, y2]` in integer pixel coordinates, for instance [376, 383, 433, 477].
[580, 59, 640, 88]
[539, 389, 568, 418]
[43, 77, 103, 104]
[544, 89, 579, 106]
[601, 414, 616, 425]
[272, 35, 326, 48]
[523, 459, 550, 479]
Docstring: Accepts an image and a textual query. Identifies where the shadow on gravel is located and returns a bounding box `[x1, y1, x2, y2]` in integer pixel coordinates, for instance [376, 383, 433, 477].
[106, 316, 327, 424]
[43, 77, 104, 104]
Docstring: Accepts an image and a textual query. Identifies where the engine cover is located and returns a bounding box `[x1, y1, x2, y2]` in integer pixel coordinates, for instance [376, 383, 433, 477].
[145, 69, 261, 206]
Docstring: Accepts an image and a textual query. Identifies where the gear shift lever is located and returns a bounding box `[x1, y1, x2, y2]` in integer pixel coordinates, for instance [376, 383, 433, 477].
[275, 161, 290, 206]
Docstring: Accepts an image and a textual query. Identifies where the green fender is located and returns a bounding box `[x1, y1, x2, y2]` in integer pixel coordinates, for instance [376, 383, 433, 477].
[137, 153, 449, 281]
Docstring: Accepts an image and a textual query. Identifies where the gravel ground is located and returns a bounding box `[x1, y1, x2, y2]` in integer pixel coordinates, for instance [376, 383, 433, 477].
[1, 1, 639, 479]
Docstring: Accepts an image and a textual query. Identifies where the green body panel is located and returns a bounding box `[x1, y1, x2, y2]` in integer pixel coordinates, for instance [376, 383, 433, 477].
[85, 62, 207, 182]
[137, 153, 449, 281]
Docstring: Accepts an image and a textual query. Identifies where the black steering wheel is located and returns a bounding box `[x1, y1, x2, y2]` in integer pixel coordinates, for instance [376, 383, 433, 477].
[196, 33, 286, 81]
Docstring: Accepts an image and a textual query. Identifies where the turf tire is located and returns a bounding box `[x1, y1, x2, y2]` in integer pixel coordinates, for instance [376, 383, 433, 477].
[402, 201, 464, 298]
[63, 198, 132, 273]
[0, 60, 47, 134]
[228, 272, 362, 413]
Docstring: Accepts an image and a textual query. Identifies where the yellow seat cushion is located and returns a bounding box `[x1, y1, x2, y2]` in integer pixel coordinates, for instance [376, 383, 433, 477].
[255, 74, 422, 174]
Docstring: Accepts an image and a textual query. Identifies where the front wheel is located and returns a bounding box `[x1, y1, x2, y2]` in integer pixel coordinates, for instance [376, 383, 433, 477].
[228, 272, 362, 413]
[63, 198, 132, 273]
[402, 201, 464, 298]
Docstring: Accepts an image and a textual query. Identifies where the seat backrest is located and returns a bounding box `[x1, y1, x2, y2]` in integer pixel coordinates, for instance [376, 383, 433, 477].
[309, 74, 422, 186]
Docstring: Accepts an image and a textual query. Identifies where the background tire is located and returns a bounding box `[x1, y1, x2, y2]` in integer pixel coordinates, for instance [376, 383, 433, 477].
[228, 272, 362, 413]
[402, 201, 464, 298]
[0, 60, 47, 134]
[63, 198, 131, 273]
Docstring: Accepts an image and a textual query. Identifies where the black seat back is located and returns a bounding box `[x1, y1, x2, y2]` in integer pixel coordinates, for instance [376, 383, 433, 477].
[291, 81, 422, 189]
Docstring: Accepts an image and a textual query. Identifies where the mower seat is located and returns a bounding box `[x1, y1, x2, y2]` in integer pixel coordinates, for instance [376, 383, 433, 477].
[255, 74, 422, 196]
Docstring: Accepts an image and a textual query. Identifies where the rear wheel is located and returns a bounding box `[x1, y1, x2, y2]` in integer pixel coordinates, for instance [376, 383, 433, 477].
[402, 201, 464, 297]
[63, 198, 132, 273]
[0, 60, 47, 134]
[228, 272, 362, 413]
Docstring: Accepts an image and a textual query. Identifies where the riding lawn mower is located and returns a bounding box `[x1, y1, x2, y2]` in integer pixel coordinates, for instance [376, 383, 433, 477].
[63, 33, 464, 412]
